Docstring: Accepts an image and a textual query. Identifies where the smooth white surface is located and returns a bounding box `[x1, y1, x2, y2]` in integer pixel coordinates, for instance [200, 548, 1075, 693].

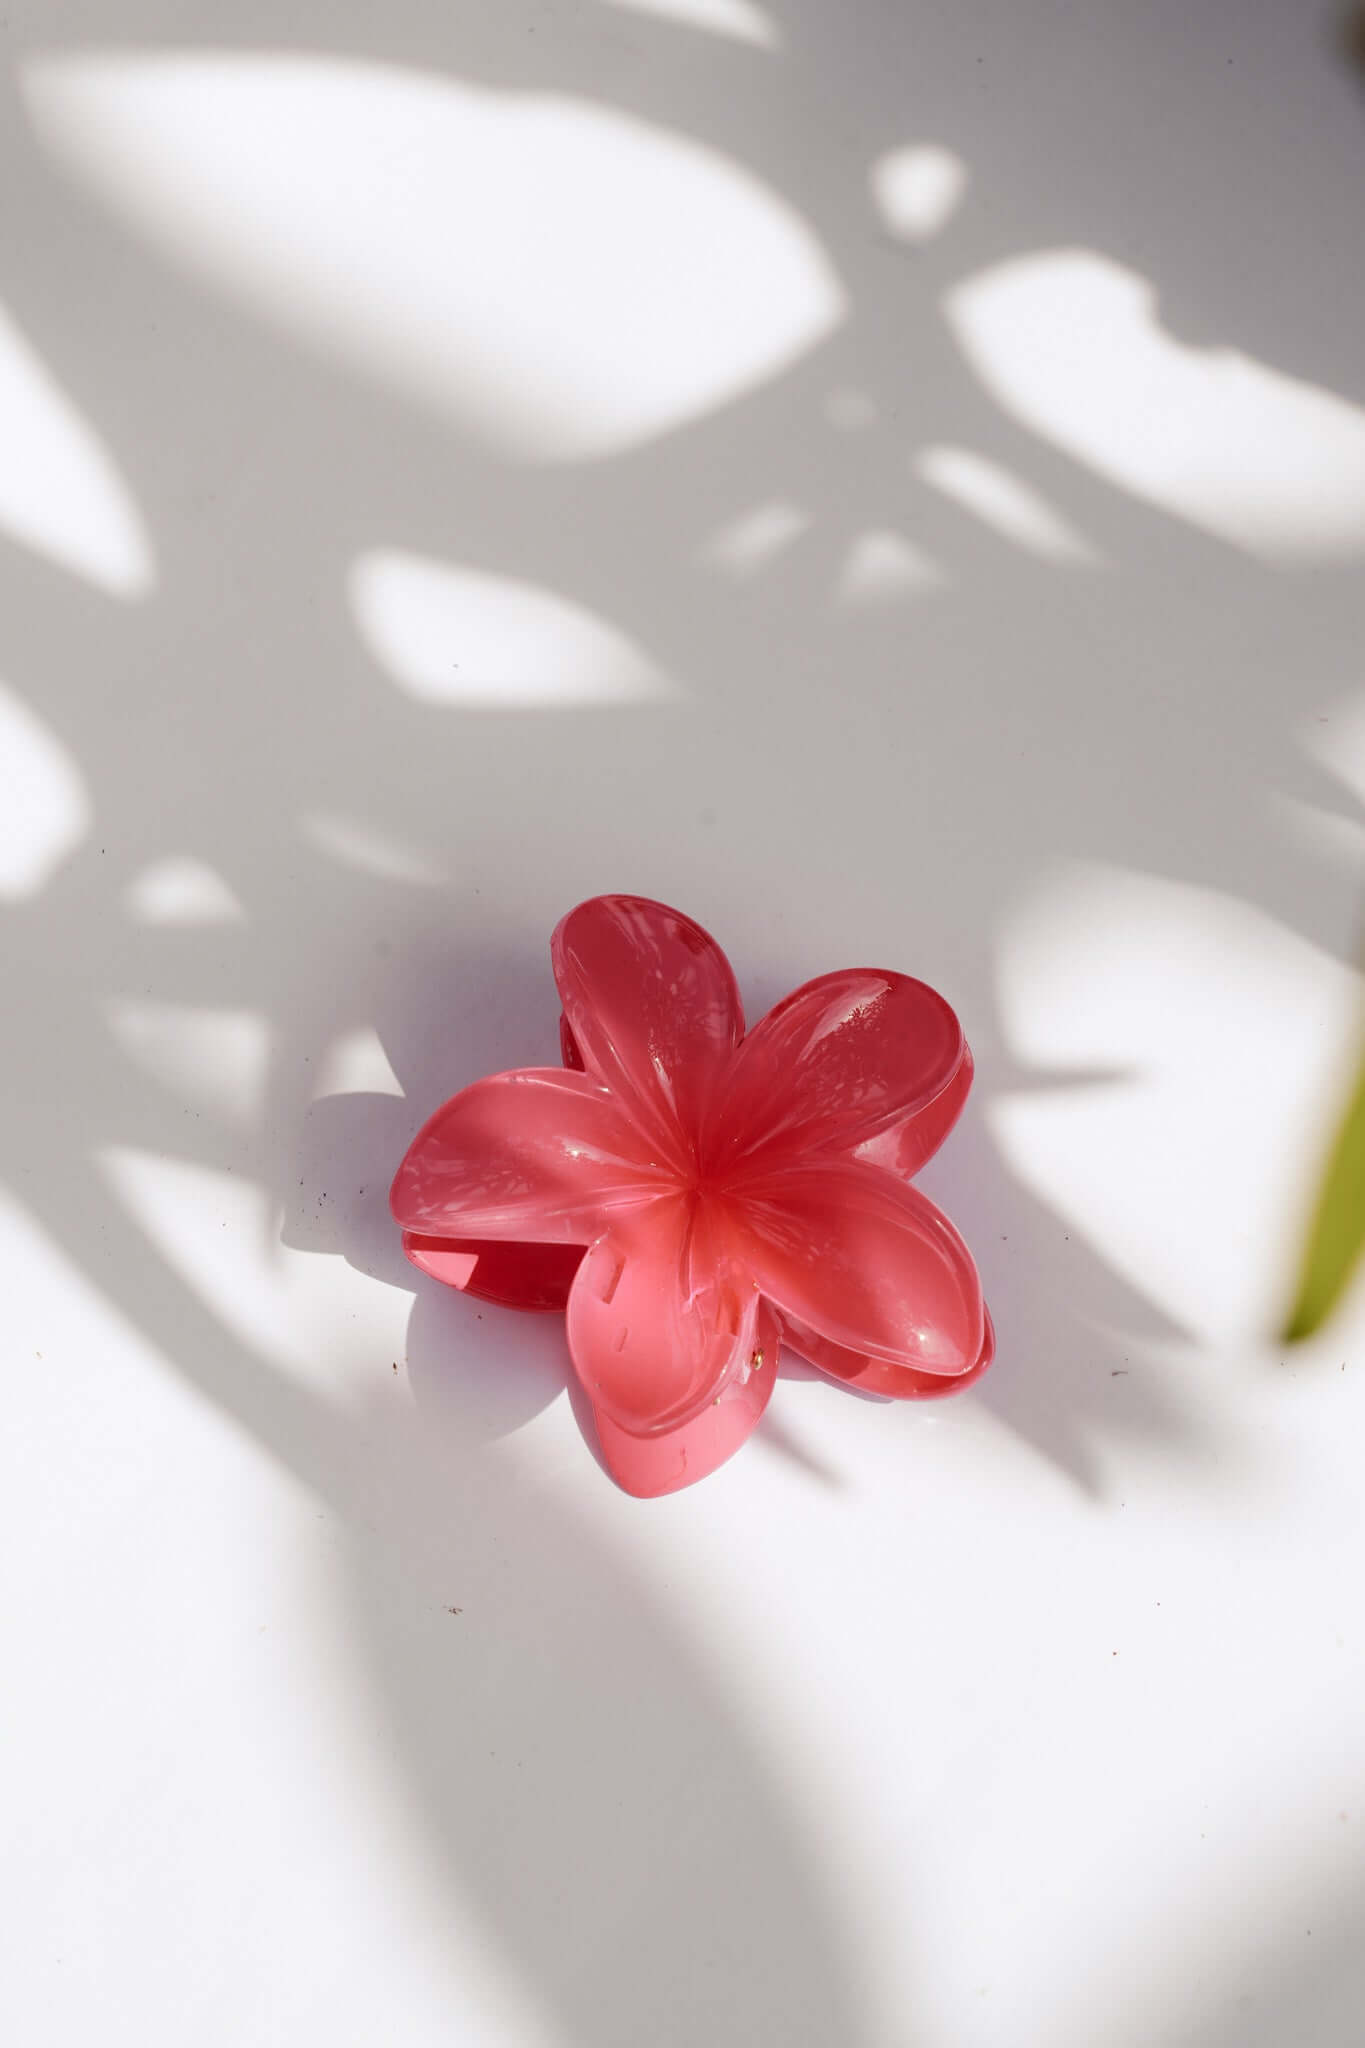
[24, 50, 840, 462]
[3, 5, 1364, 2045]
[946, 251, 1365, 562]
[350, 552, 677, 708]
[0, 300, 154, 595]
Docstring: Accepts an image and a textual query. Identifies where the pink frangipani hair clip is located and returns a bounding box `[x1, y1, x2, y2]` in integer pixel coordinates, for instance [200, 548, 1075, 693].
[391, 895, 993, 1495]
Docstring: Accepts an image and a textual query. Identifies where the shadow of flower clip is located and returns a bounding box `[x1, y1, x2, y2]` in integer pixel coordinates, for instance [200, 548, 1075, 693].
[391, 896, 993, 1495]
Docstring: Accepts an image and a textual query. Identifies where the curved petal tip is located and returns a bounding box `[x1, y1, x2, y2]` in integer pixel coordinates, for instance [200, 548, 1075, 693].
[588, 1302, 782, 1496]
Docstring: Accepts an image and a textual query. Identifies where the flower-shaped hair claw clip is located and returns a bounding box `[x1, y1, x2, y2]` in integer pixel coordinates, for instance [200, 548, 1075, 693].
[392, 896, 992, 1495]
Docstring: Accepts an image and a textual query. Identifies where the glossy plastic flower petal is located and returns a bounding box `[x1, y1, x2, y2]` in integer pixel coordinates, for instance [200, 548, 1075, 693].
[391, 894, 994, 1494]
[390, 1067, 665, 1242]
[402, 1231, 584, 1311]
[552, 895, 744, 1169]
[566, 1193, 761, 1434]
[559, 1013, 585, 1071]
[780, 1304, 996, 1398]
[709, 968, 965, 1175]
[730, 1160, 985, 1374]
[853, 1045, 975, 1182]
[591, 1301, 781, 1497]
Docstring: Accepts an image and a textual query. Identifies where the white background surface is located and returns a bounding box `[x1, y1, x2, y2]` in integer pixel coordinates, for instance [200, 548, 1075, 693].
[4, 4, 1365, 2043]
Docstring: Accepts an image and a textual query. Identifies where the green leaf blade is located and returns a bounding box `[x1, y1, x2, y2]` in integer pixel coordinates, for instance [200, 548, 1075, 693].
[1284, 1042, 1365, 1342]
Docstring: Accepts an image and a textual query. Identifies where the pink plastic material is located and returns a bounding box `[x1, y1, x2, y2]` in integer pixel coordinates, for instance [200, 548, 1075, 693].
[391, 896, 993, 1496]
